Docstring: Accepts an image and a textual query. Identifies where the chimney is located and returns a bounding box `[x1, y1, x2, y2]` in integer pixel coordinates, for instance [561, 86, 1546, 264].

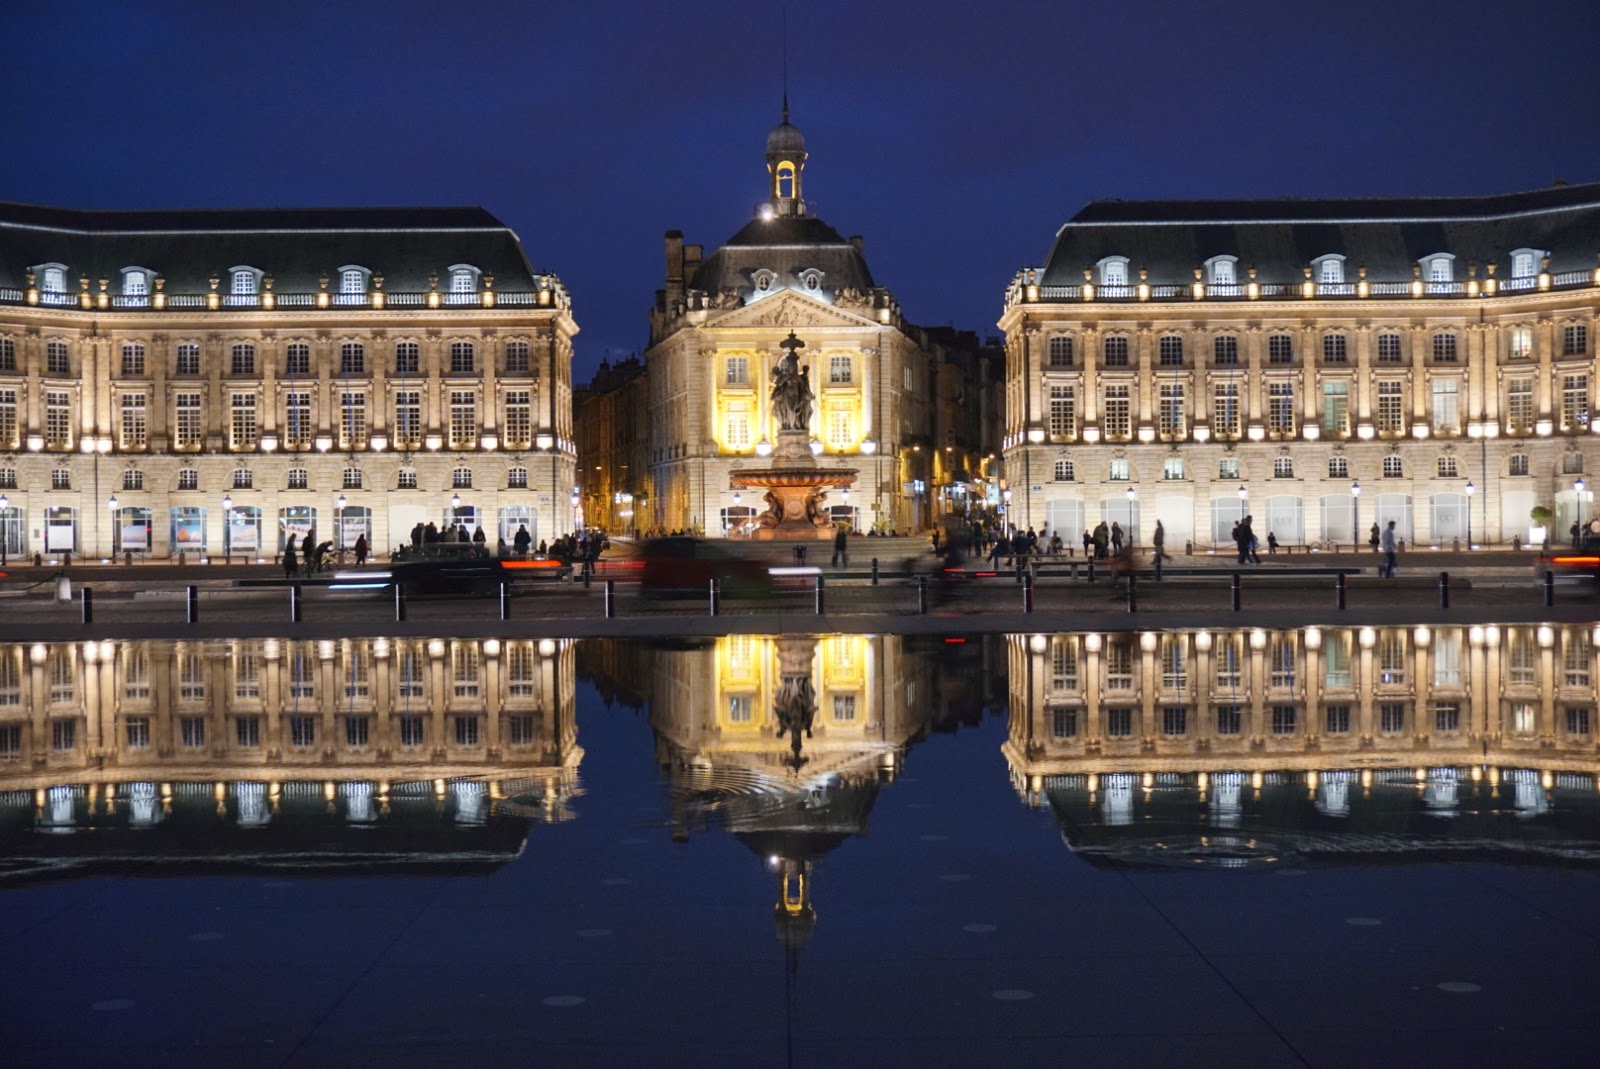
[664, 229, 684, 307]
[849, 235, 864, 255]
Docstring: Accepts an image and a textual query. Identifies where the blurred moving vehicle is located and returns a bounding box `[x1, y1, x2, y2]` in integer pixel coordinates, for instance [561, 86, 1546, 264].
[639, 537, 775, 598]
[388, 543, 508, 597]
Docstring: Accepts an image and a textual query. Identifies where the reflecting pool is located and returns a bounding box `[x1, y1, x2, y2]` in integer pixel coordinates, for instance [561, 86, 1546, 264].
[4, 627, 1600, 1065]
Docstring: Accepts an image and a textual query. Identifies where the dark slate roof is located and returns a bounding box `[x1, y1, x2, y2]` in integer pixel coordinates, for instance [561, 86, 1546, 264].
[0, 200, 542, 294]
[689, 214, 876, 295]
[1039, 181, 1600, 286]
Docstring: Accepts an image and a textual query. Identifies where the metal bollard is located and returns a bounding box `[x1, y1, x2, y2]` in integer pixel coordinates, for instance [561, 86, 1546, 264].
[916, 575, 928, 614]
[871, 558, 879, 586]
[1023, 573, 1034, 613]
[582, 562, 592, 589]
[814, 575, 825, 615]
[1127, 573, 1137, 613]
[394, 584, 407, 622]
[500, 582, 511, 620]
[1154, 555, 1163, 582]
[1230, 573, 1242, 611]
[1087, 558, 1096, 583]
[186, 585, 199, 623]
[1544, 570, 1555, 607]
[289, 584, 302, 623]
[1015, 559, 1024, 583]
[1335, 572, 1347, 611]
[80, 586, 93, 624]
[1438, 571, 1450, 610]
[709, 578, 720, 617]
[604, 578, 616, 619]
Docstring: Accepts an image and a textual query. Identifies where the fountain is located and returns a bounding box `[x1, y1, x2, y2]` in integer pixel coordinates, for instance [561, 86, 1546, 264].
[730, 331, 856, 539]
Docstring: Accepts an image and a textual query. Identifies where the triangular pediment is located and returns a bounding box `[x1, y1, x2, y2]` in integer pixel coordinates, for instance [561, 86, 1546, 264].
[706, 290, 880, 331]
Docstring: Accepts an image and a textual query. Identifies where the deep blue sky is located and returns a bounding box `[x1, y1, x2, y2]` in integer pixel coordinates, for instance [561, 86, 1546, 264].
[6, 1, 1599, 380]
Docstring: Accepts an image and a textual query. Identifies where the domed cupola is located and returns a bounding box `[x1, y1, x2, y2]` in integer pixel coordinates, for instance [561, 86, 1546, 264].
[764, 100, 808, 218]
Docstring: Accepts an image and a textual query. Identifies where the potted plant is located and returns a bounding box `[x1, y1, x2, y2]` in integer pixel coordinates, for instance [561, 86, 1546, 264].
[1529, 504, 1552, 551]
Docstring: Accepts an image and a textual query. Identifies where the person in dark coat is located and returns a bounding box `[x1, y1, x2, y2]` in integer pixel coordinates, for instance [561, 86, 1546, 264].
[353, 534, 368, 566]
[513, 524, 532, 557]
[282, 534, 298, 578]
[472, 525, 487, 544]
[833, 526, 849, 566]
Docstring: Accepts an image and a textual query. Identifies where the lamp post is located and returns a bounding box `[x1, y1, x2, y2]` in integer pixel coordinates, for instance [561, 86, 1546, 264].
[1577, 478, 1588, 547]
[0, 492, 8, 565]
[570, 487, 581, 534]
[221, 493, 232, 561]
[1126, 484, 1136, 545]
[1351, 480, 1361, 551]
[107, 494, 119, 561]
[336, 494, 347, 557]
[536, 431, 555, 542]
[1465, 481, 1475, 549]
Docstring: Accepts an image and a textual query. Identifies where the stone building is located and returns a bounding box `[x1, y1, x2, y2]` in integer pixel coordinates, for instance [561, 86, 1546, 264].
[999, 183, 1600, 550]
[0, 202, 577, 560]
[572, 355, 648, 536]
[633, 111, 996, 536]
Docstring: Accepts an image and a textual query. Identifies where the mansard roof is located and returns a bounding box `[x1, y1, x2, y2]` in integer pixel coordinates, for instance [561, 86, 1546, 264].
[1039, 181, 1600, 285]
[689, 214, 876, 295]
[0, 200, 542, 294]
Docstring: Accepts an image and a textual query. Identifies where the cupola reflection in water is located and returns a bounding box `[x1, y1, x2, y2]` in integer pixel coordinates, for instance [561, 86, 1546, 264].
[5, 627, 1600, 1062]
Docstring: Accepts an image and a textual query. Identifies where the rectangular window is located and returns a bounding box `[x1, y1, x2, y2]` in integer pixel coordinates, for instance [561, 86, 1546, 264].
[1508, 327, 1533, 360]
[1102, 385, 1131, 439]
[121, 344, 145, 377]
[1048, 336, 1074, 367]
[1567, 706, 1592, 736]
[1103, 336, 1129, 367]
[176, 343, 201, 376]
[339, 343, 365, 375]
[230, 344, 255, 376]
[124, 716, 150, 749]
[832, 694, 857, 722]
[1321, 381, 1350, 437]
[1108, 458, 1130, 481]
[120, 394, 147, 449]
[829, 354, 852, 383]
[394, 391, 422, 448]
[340, 391, 368, 449]
[0, 338, 14, 372]
[1377, 333, 1403, 363]
[45, 391, 71, 448]
[46, 342, 69, 375]
[507, 714, 535, 746]
[1267, 382, 1295, 435]
[726, 404, 752, 448]
[52, 719, 76, 750]
[1376, 381, 1405, 434]
[1506, 380, 1534, 434]
[285, 342, 311, 376]
[395, 342, 420, 375]
[1158, 335, 1183, 366]
[454, 716, 481, 746]
[289, 715, 316, 748]
[1213, 336, 1238, 366]
[180, 716, 205, 749]
[1049, 385, 1076, 438]
[230, 393, 258, 449]
[725, 356, 748, 385]
[235, 716, 261, 749]
[1430, 380, 1460, 434]
[284, 392, 312, 449]
[1565, 325, 1589, 357]
[1322, 334, 1348, 364]
[1432, 333, 1458, 361]
[1270, 705, 1297, 735]
[1325, 704, 1351, 734]
[398, 715, 425, 748]
[1268, 335, 1293, 365]
[448, 391, 476, 448]
[1105, 708, 1133, 738]
[1212, 382, 1241, 438]
[1380, 702, 1406, 733]
[1215, 704, 1242, 735]
[1435, 702, 1461, 732]
[1050, 706, 1077, 738]
[505, 341, 531, 374]
[1158, 383, 1185, 437]
[1562, 374, 1589, 432]
[826, 409, 850, 449]
[504, 390, 531, 449]
[344, 716, 370, 748]
[449, 341, 475, 375]
[0, 389, 17, 449]
[1161, 705, 1187, 736]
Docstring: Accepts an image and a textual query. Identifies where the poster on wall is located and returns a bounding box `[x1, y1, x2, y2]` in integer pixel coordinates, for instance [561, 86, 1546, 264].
[282, 517, 314, 545]
[341, 518, 367, 548]
[46, 524, 74, 551]
[171, 515, 204, 548]
[120, 525, 149, 550]
[230, 522, 259, 550]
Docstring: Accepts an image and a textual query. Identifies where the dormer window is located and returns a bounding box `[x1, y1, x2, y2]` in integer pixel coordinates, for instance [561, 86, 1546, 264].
[121, 267, 153, 307]
[36, 264, 69, 306]
[751, 269, 778, 293]
[447, 264, 480, 305]
[1205, 255, 1238, 287]
[228, 266, 263, 307]
[1510, 248, 1544, 281]
[1313, 255, 1345, 286]
[1422, 253, 1455, 291]
[1098, 256, 1130, 288]
[797, 268, 824, 292]
[336, 266, 370, 306]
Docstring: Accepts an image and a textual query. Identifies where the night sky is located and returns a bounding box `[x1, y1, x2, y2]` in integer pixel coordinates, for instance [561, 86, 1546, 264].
[7, 1, 1599, 380]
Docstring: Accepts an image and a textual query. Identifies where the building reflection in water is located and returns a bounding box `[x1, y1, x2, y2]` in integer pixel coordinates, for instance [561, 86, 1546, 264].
[1005, 624, 1600, 867]
[0, 637, 580, 882]
[583, 633, 998, 953]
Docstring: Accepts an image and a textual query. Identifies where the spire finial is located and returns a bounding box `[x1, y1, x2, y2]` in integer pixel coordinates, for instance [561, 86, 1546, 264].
[781, 6, 789, 122]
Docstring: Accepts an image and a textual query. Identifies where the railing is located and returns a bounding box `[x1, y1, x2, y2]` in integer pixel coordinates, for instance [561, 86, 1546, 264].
[0, 287, 568, 312]
[1011, 269, 1598, 305]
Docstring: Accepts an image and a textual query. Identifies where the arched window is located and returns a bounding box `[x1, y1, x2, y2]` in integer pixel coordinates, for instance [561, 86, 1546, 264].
[1437, 456, 1458, 478]
[177, 468, 199, 491]
[507, 466, 528, 488]
[447, 265, 479, 305]
[1422, 254, 1454, 283]
[37, 264, 70, 305]
[342, 467, 363, 490]
[1510, 249, 1543, 279]
[336, 266, 368, 306]
[1382, 456, 1404, 478]
[1098, 257, 1130, 288]
[287, 468, 308, 490]
[228, 267, 262, 306]
[1205, 255, 1238, 287]
[396, 467, 418, 490]
[1313, 255, 1345, 285]
[451, 466, 473, 489]
[121, 267, 152, 305]
[232, 468, 253, 490]
[1053, 459, 1074, 481]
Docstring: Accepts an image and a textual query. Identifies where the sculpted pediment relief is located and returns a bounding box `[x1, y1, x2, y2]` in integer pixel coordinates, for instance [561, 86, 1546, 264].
[707, 291, 876, 330]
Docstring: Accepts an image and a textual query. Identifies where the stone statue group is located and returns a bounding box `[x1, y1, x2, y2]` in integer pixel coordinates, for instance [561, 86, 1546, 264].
[770, 334, 814, 432]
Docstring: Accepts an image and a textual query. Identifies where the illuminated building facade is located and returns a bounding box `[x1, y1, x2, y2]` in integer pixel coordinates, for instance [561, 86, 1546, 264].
[0, 203, 578, 559]
[631, 113, 999, 536]
[1000, 184, 1600, 548]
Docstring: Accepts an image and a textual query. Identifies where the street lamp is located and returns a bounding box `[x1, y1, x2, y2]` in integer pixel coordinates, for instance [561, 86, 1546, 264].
[1126, 484, 1136, 545]
[0, 492, 8, 565]
[1577, 478, 1588, 547]
[107, 494, 118, 561]
[1465, 481, 1475, 549]
[336, 493, 347, 555]
[221, 493, 232, 560]
[1351, 480, 1362, 551]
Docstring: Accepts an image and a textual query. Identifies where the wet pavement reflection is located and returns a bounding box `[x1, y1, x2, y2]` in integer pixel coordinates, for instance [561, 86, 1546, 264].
[4, 626, 1600, 1065]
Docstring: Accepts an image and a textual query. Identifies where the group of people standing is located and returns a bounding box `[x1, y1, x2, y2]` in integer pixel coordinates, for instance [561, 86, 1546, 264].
[281, 528, 368, 578]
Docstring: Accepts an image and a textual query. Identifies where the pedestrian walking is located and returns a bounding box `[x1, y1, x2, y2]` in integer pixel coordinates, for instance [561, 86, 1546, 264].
[1110, 522, 1124, 554]
[1380, 520, 1399, 578]
[282, 534, 298, 578]
[832, 526, 849, 566]
[353, 534, 368, 566]
[1152, 519, 1166, 563]
[1368, 523, 1381, 553]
